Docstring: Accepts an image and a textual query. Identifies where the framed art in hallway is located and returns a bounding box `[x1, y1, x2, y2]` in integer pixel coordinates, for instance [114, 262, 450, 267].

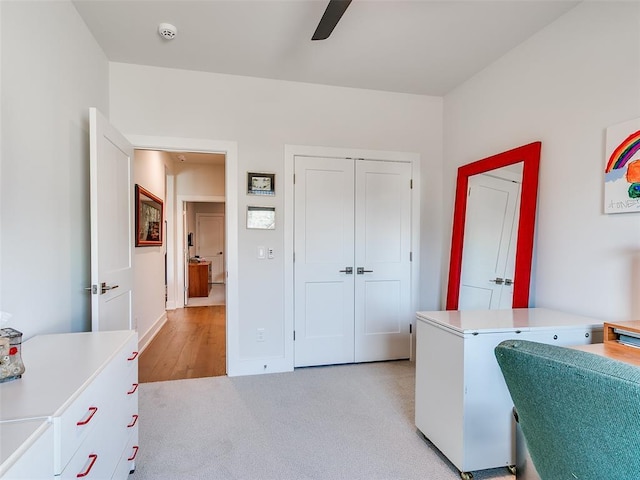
[135, 184, 163, 246]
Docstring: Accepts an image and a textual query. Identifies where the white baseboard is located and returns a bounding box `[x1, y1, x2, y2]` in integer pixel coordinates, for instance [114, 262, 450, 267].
[138, 312, 168, 353]
[165, 300, 177, 310]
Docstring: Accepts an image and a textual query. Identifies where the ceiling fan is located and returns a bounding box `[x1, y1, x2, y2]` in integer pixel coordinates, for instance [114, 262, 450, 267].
[312, 0, 352, 41]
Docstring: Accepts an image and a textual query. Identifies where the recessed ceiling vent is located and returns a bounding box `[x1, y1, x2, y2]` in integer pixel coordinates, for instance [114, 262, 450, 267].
[158, 23, 177, 40]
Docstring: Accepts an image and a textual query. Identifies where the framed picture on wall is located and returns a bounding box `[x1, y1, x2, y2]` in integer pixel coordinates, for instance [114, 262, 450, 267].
[135, 184, 163, 246]
[247, 172, 275, 196]
[246, 206, 276, 230]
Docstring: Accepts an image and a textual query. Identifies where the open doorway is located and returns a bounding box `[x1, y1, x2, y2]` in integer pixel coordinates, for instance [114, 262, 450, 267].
[138, 148, 229, 382]
[185, 201, 226, 307]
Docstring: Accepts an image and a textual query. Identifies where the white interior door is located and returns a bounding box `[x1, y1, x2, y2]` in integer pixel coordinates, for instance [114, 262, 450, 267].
[89, 108, 134, 331]
[196, 213, 225, 283]
[354, 160, 412, 362]
[459, 173, 520, 310]
[294, 156, 355, 367]
[294, 156, 412, 367]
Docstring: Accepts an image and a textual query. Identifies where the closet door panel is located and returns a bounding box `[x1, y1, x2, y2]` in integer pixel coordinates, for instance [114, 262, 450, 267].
[294, 156, 355, 367]
[355, 160, 412, 362]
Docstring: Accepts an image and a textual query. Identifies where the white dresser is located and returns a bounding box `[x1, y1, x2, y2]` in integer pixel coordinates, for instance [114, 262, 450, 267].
[0, 330, 139, 480]
[414, 308, 603, 478]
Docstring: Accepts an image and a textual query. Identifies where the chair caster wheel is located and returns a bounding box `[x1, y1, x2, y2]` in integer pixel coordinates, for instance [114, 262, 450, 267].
[460, 472, 474, 480]
[507, 465, 516, 475]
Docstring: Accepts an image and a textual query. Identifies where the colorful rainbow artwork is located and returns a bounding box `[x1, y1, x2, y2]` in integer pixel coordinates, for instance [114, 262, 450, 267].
[605, 120, 640, 212]
[605, 129, 640, 173]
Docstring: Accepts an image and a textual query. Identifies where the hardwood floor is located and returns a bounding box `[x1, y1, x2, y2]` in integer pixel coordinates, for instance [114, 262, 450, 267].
[139, 306, 226, 383]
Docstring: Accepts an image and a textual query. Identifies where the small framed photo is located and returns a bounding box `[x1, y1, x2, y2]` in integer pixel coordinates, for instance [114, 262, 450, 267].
[247, 206, 275, 230]
[135, 184, 163, 246]
[247, 172, 275, 196]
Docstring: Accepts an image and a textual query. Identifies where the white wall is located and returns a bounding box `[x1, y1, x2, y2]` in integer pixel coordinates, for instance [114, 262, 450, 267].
[176, 162, 225, 197]
[110, 65, 443, 373]
[0, 1, 109, 338]
[133, 150, 169, 346]
[444, 1, 640, 321]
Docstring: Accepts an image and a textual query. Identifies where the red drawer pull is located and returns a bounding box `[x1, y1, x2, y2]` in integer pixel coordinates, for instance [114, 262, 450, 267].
[76, 407, 98, 426]
[127, 414, 139, 428]
[127, 383, 139, 395]
[127, 351, 139, 361]
[128, 446, 139, 461]
[76, 453, 98, 478]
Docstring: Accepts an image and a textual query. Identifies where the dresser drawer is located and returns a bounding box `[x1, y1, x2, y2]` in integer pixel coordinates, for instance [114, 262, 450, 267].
[110, 337, 139, 408]
[59, 422, 123, 480]
[54, 334, 138, 474]
[111, 429, 139, 480]
[53, 373, 105, 473]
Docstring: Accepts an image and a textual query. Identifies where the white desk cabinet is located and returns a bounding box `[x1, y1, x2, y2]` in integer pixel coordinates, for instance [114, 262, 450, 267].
[0, 330, 139, 480]
[414, 308, 603, 477]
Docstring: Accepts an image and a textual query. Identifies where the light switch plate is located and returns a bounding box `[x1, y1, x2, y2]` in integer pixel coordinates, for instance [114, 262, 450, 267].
[257, 246, 266, 259]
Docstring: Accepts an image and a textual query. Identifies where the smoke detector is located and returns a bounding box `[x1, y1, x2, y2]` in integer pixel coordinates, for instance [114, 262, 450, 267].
[158, 23, 177, 40]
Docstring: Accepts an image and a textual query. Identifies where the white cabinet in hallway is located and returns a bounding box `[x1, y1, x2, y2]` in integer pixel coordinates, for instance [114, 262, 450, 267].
[294, 156, 413, 367]
[0, 330, 139, 480]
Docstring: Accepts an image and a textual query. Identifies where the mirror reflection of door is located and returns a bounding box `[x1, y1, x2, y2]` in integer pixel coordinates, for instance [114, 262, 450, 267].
[459, 165, 522, 310]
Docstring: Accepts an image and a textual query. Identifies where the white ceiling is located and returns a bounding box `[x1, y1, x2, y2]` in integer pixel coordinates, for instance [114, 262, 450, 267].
[72, 0, 580, 96]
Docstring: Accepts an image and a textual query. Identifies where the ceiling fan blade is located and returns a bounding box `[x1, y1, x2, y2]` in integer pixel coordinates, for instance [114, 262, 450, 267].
[312, 0, 352, 41]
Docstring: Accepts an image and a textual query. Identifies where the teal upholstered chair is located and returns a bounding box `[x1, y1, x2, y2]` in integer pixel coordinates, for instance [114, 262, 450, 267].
[494, 339, 640, 480]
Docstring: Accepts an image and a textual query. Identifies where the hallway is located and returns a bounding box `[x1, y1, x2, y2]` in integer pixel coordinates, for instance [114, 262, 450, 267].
[139, 306, 226, 383]
[186, 283, 225, 307]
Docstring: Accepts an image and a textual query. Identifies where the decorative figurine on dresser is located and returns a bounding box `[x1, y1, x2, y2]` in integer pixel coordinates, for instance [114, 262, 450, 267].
[0, 327, 25, 383]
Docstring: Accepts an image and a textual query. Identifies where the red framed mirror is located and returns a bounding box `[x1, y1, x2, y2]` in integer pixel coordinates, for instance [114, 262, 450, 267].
[446, 142, 541, 310]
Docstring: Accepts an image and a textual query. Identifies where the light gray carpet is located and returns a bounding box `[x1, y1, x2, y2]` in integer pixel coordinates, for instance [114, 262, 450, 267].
[130, 361, 512, 480]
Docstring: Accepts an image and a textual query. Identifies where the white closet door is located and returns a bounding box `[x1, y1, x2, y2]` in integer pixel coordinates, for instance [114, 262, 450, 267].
[459, 174, 520, 310]
[294, 156, 355, 367]
[354, 160, 412, 362]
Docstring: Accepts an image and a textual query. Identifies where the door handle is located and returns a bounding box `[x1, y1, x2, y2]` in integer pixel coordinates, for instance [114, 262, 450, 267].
[490, 277, 504, 285]
[357, 267, 373, 275]
[339, 267, 353, 274]
[101, 282, 119, 294]
[504, 278, 514, 286]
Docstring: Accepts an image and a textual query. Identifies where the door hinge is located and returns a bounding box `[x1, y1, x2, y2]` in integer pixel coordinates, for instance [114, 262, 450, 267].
[410, 179, 413, 189]
[410, 252, 413, 262]
[293, 330, 296, 341]
[409, 323, 413, 334]
[293, 252, 295, 263]
[293, 173, 296, 184]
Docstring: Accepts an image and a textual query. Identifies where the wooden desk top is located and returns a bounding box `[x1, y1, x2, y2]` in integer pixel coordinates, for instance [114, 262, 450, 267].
[572, 342, 640, 367]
